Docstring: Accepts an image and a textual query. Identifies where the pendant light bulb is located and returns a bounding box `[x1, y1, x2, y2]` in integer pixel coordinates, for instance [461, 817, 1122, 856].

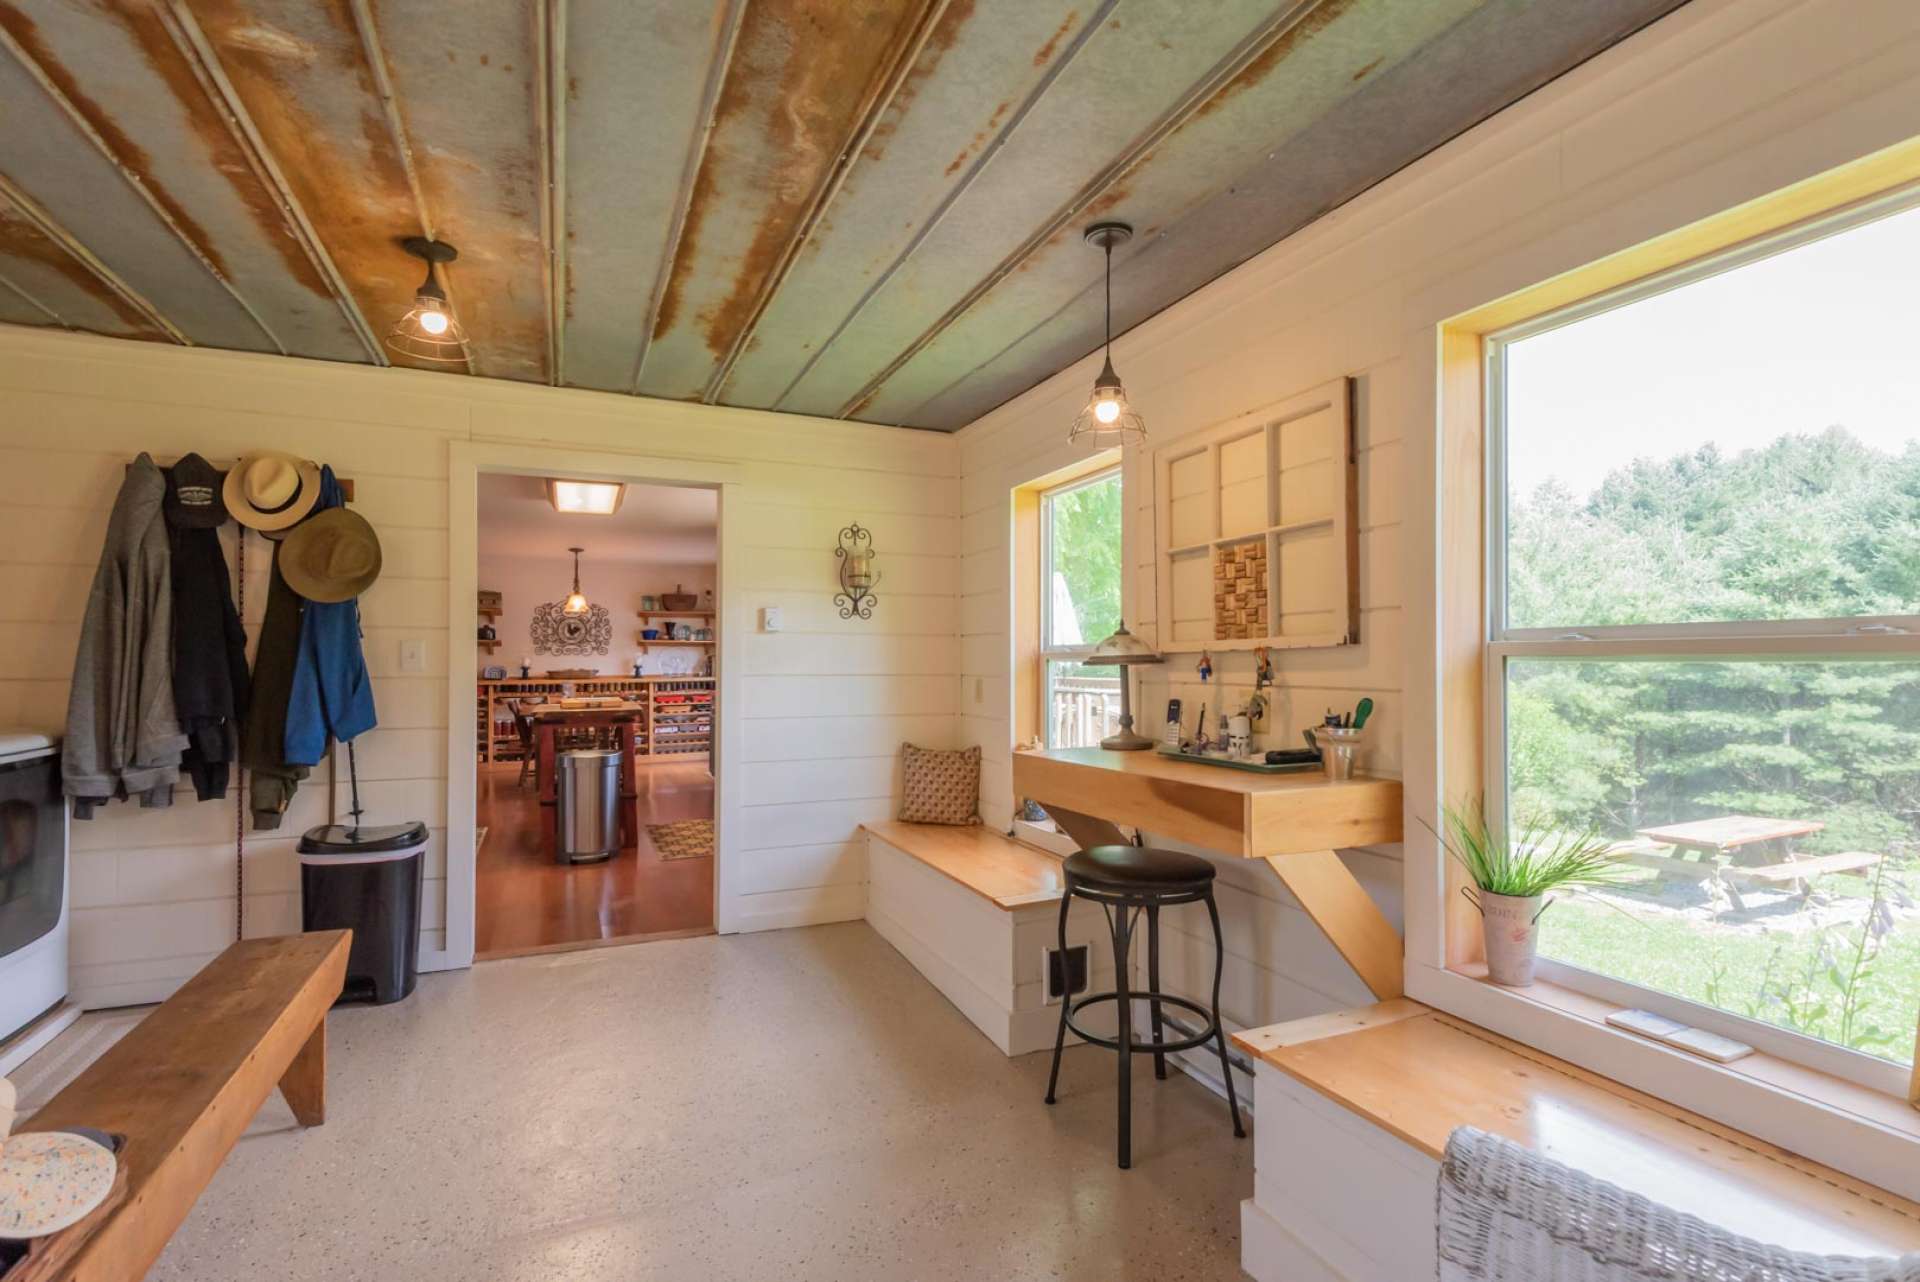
[1069, 223, 1146, 448]
[563, 546, 590, 616]
[386, 237, 469, 363]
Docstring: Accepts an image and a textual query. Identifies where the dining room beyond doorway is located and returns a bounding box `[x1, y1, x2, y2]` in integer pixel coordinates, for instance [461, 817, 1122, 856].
[472, 474, 717, 958]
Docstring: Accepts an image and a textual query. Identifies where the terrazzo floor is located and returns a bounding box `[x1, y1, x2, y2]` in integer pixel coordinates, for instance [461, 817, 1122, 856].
[64, 921, 1254, 1280]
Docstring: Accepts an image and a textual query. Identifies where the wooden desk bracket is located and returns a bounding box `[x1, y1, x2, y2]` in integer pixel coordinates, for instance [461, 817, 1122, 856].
[1042, 805, 1405, 1003]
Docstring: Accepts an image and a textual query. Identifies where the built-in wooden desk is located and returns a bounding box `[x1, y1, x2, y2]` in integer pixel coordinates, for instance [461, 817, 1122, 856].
[1012, 747, 1405, 1000]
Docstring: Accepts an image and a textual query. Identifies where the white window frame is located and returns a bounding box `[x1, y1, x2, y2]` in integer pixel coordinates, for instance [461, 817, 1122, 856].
[1482, 189, 1920, 1099]
[1038, 465, 1122, 751]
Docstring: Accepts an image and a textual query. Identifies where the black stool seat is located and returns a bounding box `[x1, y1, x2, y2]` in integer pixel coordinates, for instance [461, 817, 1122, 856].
[1066, 844, 1215, 887]
[1045, 842, 1245, 1169]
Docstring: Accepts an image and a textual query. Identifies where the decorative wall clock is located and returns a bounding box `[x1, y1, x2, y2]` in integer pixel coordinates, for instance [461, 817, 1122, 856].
[531, 601, 612, 655]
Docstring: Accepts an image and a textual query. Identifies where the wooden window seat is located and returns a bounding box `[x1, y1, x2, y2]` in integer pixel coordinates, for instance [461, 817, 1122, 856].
[862, 821, 1112, 1055]
[1229, 1000, 1920, 1282]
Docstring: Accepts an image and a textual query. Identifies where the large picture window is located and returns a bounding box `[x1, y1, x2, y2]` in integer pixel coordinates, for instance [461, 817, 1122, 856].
[1487, 194, 1920, 1091]
[1040, 467, 1123, 749]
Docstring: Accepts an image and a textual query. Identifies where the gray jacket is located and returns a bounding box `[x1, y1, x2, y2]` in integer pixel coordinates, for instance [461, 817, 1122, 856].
[65, 453, 188, 816]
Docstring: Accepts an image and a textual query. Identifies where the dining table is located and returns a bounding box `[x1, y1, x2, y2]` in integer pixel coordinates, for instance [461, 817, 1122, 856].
[525, 700, 643, 854]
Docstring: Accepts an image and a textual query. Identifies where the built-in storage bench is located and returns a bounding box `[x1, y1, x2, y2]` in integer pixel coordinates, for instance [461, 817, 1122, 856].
[1229, 1000, 1920, 1282]
[862, 821, 1114, 1055]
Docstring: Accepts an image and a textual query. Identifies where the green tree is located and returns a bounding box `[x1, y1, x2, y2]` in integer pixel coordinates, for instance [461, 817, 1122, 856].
[1048, 473, 1123, 645]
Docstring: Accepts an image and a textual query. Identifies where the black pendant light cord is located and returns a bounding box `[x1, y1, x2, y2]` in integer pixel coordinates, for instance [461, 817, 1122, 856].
[1104, 239, 1114, 357]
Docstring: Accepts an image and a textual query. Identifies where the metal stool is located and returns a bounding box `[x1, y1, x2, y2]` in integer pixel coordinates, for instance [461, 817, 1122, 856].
[1044, 844, 1245, 1168]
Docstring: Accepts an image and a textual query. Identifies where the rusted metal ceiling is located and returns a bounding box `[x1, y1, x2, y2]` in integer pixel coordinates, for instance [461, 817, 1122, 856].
[0, 0, 1689, 430]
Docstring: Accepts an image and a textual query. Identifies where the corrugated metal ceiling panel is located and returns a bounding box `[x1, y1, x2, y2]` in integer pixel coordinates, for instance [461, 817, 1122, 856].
[0, 0, 1692, 428]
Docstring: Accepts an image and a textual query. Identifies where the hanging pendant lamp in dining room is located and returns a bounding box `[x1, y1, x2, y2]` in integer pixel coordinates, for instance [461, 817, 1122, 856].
[1068, 221, 1147, 448]
[562, 546, 590, 616]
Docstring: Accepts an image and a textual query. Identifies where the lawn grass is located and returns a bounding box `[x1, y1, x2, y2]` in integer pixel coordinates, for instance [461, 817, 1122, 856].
[1536, 879, 1918, 1068]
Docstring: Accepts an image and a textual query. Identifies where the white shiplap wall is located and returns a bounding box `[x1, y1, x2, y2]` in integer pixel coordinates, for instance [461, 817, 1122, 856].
[953, 0, 1920, 1041]
[0, 330, 959, 1006]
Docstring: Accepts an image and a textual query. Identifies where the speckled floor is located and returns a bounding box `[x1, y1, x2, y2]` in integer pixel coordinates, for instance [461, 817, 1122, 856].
[120, 922, 1252, 1280]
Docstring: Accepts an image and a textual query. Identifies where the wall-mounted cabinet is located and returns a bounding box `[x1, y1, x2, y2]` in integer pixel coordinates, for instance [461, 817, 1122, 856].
[1152, 376, 1357, 652]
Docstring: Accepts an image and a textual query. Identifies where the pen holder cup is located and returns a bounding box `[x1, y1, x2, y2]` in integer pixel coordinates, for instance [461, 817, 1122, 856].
[1316, 726, 1364, 781]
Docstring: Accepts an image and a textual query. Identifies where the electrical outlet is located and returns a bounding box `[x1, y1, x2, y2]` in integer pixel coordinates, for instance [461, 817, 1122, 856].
[1042, 944, 1090, 1005]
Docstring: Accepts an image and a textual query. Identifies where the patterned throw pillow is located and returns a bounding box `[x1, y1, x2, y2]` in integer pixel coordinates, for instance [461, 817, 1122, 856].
[899, 743, 981, 826]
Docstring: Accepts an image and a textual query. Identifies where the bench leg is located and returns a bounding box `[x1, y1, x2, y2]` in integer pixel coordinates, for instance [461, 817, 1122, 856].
[279, 1019, 327, 1127]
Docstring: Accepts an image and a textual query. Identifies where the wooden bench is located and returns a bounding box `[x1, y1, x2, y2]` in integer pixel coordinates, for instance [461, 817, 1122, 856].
[1230, 1000, 1920, 1282]
[17, 931, 350, 1282]
[863, 821, 1108, 1055]
[861, 819, 1067, 908]
[1727, 849, 1883, 884]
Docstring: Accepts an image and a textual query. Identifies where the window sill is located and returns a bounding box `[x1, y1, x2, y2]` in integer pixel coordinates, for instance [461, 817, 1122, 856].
[1408, 961, 1920, 1202]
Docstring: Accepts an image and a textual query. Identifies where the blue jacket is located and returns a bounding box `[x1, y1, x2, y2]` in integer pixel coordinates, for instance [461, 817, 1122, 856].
[285, 467, 377, 766]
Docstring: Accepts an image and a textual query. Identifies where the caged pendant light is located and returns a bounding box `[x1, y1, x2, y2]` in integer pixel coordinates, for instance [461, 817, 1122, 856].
[1068, 221, 1146, 448]
[386, 237, 469, 363]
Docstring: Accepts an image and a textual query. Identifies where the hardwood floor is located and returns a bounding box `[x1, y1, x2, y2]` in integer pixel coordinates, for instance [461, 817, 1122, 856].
[474, 758, 714, 959]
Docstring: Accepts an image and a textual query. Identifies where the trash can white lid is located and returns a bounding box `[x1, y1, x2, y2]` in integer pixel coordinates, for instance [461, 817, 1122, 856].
[297, 820, 430, 864]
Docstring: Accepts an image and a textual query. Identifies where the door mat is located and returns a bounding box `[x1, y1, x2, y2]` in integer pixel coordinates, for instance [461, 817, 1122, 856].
[647, 820, 713, 861]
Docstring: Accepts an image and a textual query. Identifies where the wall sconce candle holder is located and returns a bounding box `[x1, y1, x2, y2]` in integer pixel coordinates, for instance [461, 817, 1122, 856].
[834, 523, 879, 620]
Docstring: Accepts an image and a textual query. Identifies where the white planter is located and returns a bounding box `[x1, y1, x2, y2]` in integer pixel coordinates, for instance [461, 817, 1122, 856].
[1480, 891, 1546, 987]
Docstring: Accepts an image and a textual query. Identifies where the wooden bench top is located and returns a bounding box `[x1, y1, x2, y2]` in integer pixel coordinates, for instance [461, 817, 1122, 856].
[22, 931, 349, 1281]
[1234, 1001, 1920, 1258]
[862, 821, 1065, 910]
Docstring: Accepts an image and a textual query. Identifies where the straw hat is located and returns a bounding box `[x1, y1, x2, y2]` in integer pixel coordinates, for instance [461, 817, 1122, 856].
[223, 451, 321, 533]
[279, 507, 382, 602]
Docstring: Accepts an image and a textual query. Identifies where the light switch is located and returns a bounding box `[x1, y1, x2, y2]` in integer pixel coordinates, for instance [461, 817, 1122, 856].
[399, 638, 426, 673]
[761, 606, 782, 632]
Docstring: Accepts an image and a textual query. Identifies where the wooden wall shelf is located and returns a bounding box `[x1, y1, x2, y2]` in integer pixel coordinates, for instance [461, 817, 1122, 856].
[637, 610, 715, 621]
[1153, 376, 1359, 652]
[475, 676, 712, 763]
[477, 640, 500, 652]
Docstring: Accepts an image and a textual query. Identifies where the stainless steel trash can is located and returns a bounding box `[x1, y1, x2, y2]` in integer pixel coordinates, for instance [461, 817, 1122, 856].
[556, 748, 622, 864]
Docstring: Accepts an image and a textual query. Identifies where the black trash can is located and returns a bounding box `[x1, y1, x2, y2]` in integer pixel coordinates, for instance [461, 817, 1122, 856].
[299, 820, 429, 1005]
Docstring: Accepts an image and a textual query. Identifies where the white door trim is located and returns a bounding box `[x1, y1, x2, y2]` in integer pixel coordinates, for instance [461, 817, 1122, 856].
[438, 440, 746, 971]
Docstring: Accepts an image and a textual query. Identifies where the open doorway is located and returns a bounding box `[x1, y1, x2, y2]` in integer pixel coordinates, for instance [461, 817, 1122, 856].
[471, 473, 717, 959]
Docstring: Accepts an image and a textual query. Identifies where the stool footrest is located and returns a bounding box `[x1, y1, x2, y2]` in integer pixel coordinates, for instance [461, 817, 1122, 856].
[1064, 990, 1218, 1055]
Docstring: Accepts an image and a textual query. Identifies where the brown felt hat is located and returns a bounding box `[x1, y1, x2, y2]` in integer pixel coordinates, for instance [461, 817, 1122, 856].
[224, 451, 321, 533]
[279, 507, 382, 602]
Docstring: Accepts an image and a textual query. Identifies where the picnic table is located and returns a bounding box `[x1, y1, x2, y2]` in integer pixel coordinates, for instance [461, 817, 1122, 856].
[1619, 814, 1879, 911]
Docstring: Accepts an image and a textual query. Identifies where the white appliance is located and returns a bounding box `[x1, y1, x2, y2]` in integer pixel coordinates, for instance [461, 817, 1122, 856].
[0, 733, 68, 1055]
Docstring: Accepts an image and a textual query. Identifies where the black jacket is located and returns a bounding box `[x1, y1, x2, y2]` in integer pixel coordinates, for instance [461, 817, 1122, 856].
[169, 525, 250, 801]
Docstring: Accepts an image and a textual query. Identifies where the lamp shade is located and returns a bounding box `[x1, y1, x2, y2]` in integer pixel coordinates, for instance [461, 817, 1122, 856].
[1082, 622, 1162, 666]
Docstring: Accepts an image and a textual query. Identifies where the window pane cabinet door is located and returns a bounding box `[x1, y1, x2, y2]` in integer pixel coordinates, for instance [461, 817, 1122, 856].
[1152, 376, 1358, 652]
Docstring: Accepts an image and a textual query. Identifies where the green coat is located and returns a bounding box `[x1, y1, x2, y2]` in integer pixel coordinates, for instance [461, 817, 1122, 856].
[242, 545, 309, 830]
